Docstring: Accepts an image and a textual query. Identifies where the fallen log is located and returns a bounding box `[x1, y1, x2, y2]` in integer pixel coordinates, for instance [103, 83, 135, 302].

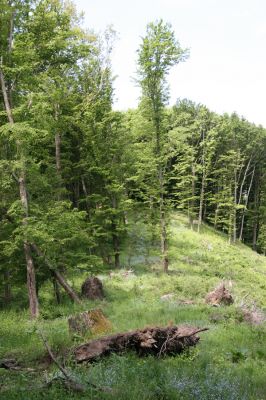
[74, 325, 208, 362]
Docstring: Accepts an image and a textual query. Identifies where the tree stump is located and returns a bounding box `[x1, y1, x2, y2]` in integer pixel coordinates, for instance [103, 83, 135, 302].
[68, 309, 111, 336]
[81, 276, 104, 300]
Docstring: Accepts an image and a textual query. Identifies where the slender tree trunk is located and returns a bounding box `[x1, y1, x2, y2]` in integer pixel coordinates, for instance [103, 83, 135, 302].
[111, 196, 120, 268]
[159, 166, 168, 272]
[198, 175, 205, 232]
[237, 157, 252, 204]
[198, 130, 205, 233]
[189, 163, 196, 229]
[111, 222, 120, 268]
[54, 103, 62, 202]
[232, 170, 238, 243]
[228, 182, 234, 244]
[252, 220, 258, 251]
[214, 204, 219, 229]
[7, 10, 14, 108]
[53, 277, 61, 304]
[0, 68, 13, 123]
[154, 111, 168, 272]
[239, 165, 255, 241]
[160, 202, 169, 272]
[252, 172, 261, 251]
[112, 232, 120, 268]
[81, 177, 90, 212]
[0, 67, 39, 318]
[55, 132, 61, 175]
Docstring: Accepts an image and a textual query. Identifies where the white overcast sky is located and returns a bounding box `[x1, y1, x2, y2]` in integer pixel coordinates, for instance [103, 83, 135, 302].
[75, 0, 266, 127]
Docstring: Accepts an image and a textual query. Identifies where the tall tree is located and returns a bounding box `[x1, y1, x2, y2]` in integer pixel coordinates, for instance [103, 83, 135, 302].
[137, 20, 188, 271]
[0, 0, 39, 318]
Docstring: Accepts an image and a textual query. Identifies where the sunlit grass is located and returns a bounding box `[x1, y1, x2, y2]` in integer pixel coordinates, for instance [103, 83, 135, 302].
[0, 213, 265, 399]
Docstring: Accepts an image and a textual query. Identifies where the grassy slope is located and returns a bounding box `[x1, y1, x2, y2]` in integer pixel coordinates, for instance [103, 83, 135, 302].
[0, 214, 266, 400]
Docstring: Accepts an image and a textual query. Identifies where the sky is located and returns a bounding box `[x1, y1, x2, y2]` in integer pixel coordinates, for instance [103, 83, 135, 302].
[75, 0, 266, 127]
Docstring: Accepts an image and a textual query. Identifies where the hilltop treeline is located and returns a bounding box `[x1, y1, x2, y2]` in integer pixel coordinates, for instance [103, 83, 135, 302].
[0, 0, 265, 317]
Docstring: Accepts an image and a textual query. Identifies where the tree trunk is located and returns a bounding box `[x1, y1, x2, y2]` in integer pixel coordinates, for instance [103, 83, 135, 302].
[112, 230, 120, 268]
[111, 196, 120, 268]
[214, 203, 220, 229]
[53, 269, 81, 304]
[54, 101, 62, 201]
[53, 277, 61, 304]
[0, 68, 13, 123]
[252, 219, 258, 251]
[237, 157, 251, 204]
[30, 243, 81, 304]
[75, 325, 208, 363]
[55, 132, 61, 175]
[231, 170, 238, 244]
[198, 129, 206, 233]
[0, 67, 39, 319]
[189, 163, 196, 229]
[238, 165, 255, 241]
[7, 10, 14, 108]
[158, 164, 168, 272]
[198, 176, 205, 233]
[252, 172, 261, 251]
[24, 242, 39, 317]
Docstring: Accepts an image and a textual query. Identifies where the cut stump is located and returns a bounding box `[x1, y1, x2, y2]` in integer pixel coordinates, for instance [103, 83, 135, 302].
[81, 276, 104, 300]
[68, 309, 111, 336]
[74, 325, 208, 362]
[205, 282, 233, 306]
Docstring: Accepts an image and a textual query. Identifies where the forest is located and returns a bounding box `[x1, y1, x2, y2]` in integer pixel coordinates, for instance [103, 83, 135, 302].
[0, 1, 266, 399]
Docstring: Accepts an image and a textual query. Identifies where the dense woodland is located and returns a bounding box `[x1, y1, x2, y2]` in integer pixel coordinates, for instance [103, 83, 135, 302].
[1, 0, 266, 319]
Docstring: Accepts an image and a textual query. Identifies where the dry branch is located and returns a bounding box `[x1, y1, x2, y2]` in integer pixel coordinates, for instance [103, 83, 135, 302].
[38, 330, 111, 393]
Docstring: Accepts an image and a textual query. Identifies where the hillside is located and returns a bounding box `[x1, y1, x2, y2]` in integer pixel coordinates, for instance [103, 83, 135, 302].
[0, 214, 266, 400]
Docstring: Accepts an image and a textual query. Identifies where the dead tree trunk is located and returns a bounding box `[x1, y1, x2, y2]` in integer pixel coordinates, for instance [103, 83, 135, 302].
[74, 325, 208, 363]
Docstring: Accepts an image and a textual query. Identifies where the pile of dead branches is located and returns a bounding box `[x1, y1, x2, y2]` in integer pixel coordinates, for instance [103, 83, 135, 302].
[74, 325, 208, 363]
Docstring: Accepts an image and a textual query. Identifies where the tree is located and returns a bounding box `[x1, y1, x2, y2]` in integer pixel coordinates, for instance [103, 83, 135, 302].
[0, 0, 97, 316]
[137, 19, 188, 271]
